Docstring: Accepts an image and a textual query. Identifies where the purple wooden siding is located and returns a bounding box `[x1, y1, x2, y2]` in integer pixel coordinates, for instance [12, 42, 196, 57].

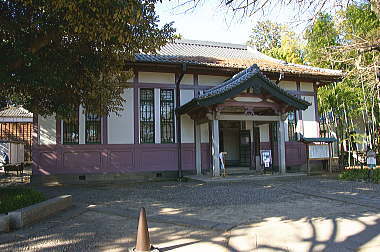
[285, 142, 307, 166]
[32, 143, 198, 175]
[260, 141, 306, 167]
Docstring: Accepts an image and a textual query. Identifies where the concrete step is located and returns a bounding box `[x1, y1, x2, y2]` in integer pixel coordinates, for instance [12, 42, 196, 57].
[224, 167, 256, 175]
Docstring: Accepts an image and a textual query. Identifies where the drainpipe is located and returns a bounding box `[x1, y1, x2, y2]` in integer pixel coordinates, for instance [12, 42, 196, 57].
[176, 63, 187, 180]
[275, 72, 284, 85]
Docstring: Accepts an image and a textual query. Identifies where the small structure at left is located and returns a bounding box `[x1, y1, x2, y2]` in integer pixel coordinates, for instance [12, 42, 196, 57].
[0, 105, 32, 166]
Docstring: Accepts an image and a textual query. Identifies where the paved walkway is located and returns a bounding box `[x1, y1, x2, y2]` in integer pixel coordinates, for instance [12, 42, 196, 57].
[1, 176, 380, 251]
[186, 172, 307, 183]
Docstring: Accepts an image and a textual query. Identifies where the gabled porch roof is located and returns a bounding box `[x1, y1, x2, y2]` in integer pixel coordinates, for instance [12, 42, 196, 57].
[177, 64, 311, 115]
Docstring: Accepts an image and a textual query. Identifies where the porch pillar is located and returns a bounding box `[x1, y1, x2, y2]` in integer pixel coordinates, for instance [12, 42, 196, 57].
[278, 118, 286, 174]
[195, 122, 202, 175]
[211, 119, 220, 176]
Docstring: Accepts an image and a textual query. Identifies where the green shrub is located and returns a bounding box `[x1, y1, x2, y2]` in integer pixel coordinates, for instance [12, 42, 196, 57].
[339, 168, 380, 183]
[0, 187, 45, 214]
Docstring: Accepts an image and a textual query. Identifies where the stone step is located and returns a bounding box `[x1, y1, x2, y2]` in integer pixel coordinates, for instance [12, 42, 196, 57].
[224, 167, 256, 175]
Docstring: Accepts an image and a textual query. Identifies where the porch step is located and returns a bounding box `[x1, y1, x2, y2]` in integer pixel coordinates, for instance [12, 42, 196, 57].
[224, 167, 255, 175]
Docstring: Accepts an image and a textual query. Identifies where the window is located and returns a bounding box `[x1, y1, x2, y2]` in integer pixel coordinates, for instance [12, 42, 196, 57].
[140, 89, 155, 143]
[160, 89, 175, 143]
[287, 111, 297, 141]
[85, 113, 101, 144]
[63, 114, 79, 144]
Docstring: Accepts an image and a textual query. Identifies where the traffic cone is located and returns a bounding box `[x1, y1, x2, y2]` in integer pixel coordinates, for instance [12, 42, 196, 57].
[131, 207, 159, 252]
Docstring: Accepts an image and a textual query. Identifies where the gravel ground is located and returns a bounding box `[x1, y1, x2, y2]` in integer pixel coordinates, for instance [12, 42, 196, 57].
[1, 176, 380, 251]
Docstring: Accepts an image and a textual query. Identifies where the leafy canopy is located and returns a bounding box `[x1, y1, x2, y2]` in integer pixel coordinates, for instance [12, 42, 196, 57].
[247, 20, 303, 64]
[304, 13, 339, 68]
[0, 0, 175, 118]
[247, 21, 282, 52]
[306, 2, 380, 151]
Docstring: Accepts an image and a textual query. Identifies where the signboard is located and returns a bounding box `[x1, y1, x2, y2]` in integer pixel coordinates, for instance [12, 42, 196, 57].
[260, 150, 272, 168]
[367, 150, 376, 169]
[308, 144, 329, 160]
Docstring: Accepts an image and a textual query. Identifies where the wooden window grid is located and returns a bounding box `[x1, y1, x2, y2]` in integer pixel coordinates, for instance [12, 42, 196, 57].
[140, 89, 155, 143]
[160, 89, 175, 143]
[85, 113, 101, 144]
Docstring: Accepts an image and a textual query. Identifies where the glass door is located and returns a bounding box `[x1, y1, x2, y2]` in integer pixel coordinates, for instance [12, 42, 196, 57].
[239, 130, 251, 167]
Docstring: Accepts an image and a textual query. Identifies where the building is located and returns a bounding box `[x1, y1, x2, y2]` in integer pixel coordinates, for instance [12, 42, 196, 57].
[32, 40, 342, 182]
[0, 106, 33, 161]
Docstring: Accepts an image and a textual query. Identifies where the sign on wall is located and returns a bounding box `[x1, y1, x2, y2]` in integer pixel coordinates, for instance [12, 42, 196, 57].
[308, 144, 329, 160]
[260, 150, 272, 168]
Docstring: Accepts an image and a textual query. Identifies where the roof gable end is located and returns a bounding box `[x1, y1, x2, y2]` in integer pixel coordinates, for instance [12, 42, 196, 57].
[178, 64, 311, 114]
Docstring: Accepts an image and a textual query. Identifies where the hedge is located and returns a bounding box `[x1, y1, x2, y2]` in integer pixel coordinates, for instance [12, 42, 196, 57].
[339, 168, 380, 183]
[0, 187, 45, 214]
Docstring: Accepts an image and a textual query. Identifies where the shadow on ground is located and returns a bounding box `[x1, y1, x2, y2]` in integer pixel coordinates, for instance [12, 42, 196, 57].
[0, 176, 380, 251]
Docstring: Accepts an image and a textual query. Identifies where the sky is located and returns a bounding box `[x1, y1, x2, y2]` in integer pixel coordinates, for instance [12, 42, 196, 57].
[155, 0, 309, 45]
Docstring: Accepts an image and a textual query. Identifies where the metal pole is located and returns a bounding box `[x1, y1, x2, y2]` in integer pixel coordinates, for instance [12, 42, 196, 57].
[175, 64, 186, 180]
[306, 144, 310, 175]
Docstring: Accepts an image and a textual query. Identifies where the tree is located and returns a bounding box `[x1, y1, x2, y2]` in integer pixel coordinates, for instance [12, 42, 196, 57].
[247, 21, 303, 64]
[182, 1, 376, 18]
[306, 2, 380, 161]
[304, 13, 339, 68]
[247, 21, 282, 52]
[0, 0, 175, 118]
[266, 30, 304, 64]
[0, 97, 7, 110]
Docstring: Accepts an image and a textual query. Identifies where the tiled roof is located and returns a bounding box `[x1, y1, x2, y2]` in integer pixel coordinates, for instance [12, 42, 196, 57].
[0, 106, 33, 118]
[136, 39, 342, 79]
[199, 64, 308, 105]
[178, 64, 310, 114]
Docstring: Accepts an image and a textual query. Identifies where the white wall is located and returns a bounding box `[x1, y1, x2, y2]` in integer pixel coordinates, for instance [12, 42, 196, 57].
[181, 90, 195, 143]
[39, 115, 56, 145]
[181, 74, 194, 85]
[138, 72, 175, 84]
[201, 123, 209, 143]
[181, 115, 194, 143]
[259, 124, 270, 142]
[108, 88, 134, 144]
[279, 81, 297, 91]
[300, 82, 314, 91]
[284, 119, 289, 142]
[198, 75, 228, 86]
[79, 105, 85, 144]
[180, 90, 194, 105]
[302, 95, 319, 138]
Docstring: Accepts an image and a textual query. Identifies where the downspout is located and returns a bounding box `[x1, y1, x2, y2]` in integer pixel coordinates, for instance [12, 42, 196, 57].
[176, 63, 187, 180]
[275, 72, 284, 85]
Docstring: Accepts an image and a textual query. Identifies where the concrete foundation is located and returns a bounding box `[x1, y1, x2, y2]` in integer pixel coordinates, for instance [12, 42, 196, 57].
[31, 170, 196, 185]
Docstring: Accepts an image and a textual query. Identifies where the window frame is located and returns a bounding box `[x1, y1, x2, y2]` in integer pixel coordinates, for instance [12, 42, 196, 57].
[62, 112, 79, 145]
[139, 88, 155, 144]
[85, 113, 102, 144]
[160, 89, 175, 144]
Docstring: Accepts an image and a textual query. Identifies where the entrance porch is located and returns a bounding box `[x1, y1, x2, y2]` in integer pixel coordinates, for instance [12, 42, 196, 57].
[178, 65, 310, 177]
[218, 120, 277, 175]
[194, 115, 286, 177]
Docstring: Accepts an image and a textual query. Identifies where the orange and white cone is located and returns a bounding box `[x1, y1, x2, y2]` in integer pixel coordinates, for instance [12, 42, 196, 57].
[131, 207, 159, 252]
